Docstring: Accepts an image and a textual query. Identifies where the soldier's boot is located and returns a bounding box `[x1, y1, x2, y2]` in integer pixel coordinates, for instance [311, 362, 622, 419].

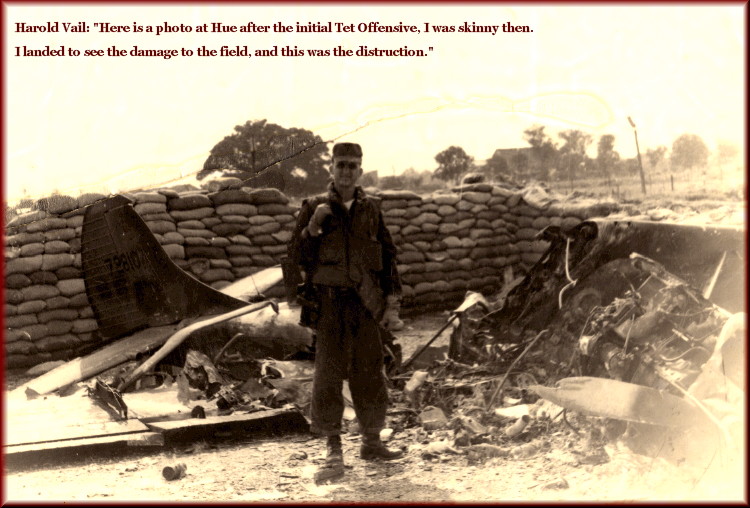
[314, 435, 345, 484]
[360, 432, 404, 461]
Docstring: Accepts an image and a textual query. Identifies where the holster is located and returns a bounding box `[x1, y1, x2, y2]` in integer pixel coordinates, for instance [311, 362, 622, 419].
[296, 283, 320, 329]
[280, 255, 303, 305]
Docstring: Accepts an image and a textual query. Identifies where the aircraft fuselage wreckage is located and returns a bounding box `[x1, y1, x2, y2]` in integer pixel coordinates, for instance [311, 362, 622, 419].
[7, 195, 320, 460]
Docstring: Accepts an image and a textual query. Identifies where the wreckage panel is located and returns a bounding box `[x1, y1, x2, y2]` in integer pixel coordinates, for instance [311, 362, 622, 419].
[499, 219, 745, 333]
[81, 195, 248, 340]
[5, 389, 149, 447]
[146, 407, 309, 441]
[14, 324, 181, 397]
[529, 377, 706, 427]
[81, 195, 165, 337]
[4, 431, 162, 467]
[587, 219, 745, 312]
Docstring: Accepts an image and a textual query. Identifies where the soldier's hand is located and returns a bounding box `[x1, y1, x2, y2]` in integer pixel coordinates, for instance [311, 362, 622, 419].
[308, 203, 332, 235]
[380, 294, 404, 331]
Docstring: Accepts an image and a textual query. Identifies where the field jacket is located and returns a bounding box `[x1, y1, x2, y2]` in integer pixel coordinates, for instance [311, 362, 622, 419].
[289, 183, 401, 314]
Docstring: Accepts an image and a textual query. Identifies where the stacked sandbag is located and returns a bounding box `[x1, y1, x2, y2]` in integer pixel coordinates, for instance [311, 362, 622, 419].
[219, 198, 256, 282]
[157, 187, 293, 298]
[237, 188, 296, 299]
[130, 190, 176, 249]
[165, 190, 227, 288]
[5, 193, 106, 369]
[155, 189, 189, 264]
[374, 183, 620, 312]
[200, 176, 244, 193]
[199, 178, 254, 290]
[375, 185, 509, 310]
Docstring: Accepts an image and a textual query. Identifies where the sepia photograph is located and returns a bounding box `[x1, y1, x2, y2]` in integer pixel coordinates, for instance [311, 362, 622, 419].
[3, 1, 746, 503]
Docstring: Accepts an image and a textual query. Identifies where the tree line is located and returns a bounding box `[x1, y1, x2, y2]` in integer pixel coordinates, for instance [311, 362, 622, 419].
[197, 119, 739, 196]
[432, 126, 737, 186]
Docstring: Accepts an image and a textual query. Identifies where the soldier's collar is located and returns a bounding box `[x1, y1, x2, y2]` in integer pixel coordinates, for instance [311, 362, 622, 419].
[327, 183, 367, 204]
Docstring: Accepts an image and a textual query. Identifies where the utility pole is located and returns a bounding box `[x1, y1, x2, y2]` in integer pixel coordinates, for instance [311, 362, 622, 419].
[628, 116, 647, 195]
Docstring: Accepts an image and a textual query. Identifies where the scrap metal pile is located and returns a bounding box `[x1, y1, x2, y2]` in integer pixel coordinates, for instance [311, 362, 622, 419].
[390, 217, 744, 470]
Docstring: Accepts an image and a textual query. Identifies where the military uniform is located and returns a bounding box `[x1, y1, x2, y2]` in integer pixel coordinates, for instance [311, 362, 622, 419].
[289, 182, 401, 436]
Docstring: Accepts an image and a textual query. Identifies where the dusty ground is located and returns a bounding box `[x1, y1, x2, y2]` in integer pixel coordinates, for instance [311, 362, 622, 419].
[3, 428, 743, 503]
[3, 311, 746, 503]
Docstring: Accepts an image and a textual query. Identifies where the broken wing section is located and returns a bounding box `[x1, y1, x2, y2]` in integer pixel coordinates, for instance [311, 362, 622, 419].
[81, 195, 248, 339]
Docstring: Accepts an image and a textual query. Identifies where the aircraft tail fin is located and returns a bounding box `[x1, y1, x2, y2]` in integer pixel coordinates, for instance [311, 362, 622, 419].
[81, 195, 247, 339]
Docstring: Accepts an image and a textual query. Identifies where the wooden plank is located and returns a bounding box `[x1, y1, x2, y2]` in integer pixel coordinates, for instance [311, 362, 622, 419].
[6, 418, 149, 447]
[126, 432, 166, 447]
[3, 432, 164, 466]
[147, 407, 297, 431]
[4, 431, 163, 457]
[146, 407, 308, 440]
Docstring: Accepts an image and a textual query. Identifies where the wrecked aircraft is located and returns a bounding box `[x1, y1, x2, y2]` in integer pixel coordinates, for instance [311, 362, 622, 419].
[441, 217, 745, 461]
[445, 217, 744, 380]
[14, 195, 311, 398]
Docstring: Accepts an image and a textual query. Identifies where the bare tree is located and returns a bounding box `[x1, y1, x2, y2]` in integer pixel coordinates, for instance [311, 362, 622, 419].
[671, 133, 709, 172]
[558, 129, 593, 186]
[523, 125, 558, 181]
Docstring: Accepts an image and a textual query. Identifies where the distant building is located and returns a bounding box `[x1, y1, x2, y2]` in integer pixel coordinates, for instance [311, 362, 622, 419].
[484, 147, 540, 182]
[491, 147, 534, 161]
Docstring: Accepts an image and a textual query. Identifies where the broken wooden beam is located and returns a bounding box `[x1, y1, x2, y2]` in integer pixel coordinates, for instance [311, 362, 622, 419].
[6, 418, 150, 448]
[4, 431, 164, 469]
[145, 407, 309, 442]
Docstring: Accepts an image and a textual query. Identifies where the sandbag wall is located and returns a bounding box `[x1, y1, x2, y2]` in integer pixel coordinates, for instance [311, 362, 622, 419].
[4, 187, 296, 369]
[5, 193, 106, 369]
[133, 188, 295, 293]
[5, 183, 616, 369]
[373, 183, 610, 311]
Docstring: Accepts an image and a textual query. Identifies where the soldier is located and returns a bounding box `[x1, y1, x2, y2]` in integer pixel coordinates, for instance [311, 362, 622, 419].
[288, 142, 404, 483]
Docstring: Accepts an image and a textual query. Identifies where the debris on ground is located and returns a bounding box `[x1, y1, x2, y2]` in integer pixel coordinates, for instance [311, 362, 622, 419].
[382, 217, 744, 489]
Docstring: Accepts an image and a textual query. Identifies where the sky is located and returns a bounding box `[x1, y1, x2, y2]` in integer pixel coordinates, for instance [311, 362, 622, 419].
[3, 2, 746, 202]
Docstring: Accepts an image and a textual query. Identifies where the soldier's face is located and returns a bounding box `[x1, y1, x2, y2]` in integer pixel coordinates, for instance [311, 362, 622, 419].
[331, 155, 363, 190]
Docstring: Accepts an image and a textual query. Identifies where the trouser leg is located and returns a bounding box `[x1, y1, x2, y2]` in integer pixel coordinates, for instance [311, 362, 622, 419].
[310, 290, 346, 436]
[349, 309, 404, 461]
[347, 298, 388, 435]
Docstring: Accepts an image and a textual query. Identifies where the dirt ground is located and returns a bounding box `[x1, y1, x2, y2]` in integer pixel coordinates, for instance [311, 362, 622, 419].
[3, 311, 746, 504]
